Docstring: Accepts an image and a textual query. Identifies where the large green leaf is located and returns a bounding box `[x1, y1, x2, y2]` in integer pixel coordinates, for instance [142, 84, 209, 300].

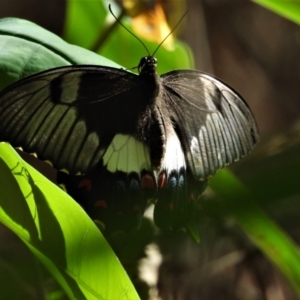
[0, 143, 140, 300]
[0, 17, 121, 90]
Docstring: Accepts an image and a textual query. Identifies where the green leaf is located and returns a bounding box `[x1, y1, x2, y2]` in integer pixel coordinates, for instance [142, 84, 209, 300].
[187, 219, 200, 243]
[0, 143, 140, 300]
[210, 169, 300, 297]
[0, 18, 121, 90]
[63, 0, 108, 50]
[253, 0, 300, 25]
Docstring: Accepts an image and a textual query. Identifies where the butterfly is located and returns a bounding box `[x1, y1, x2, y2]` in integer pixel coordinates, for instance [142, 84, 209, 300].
[0, 53, 258, 232]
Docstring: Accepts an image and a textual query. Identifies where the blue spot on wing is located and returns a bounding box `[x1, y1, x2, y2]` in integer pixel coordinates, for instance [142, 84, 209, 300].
[154, 168, 207, 230]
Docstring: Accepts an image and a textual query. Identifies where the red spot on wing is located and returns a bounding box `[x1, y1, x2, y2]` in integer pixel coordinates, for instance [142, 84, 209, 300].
[78, 178, 92, 192]
[189, 193, 195, 202]
[94, 200, 108, 209]
[141, 173, 156, 189]
[158, 172, 167, 188]
[133, 205, 141, 212]
[167, 203, 174, 211]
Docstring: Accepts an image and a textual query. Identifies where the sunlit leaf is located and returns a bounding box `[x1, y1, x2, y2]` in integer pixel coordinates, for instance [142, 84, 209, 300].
[0, 143, 140, 300]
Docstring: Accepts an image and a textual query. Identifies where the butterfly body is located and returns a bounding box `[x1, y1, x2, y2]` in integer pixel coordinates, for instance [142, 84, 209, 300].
[0, 55, 258, 232]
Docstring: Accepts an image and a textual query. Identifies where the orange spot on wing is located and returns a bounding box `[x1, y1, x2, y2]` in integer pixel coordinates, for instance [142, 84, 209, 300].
[158, 172, 167, 188]
[189, 193, 195, 202]
[78, 179, 92, 192]
[167, 203, 174, 211]
[133, 205, 141, 212]
[94, 200, 107, 209]
[141, 173, 156, 188]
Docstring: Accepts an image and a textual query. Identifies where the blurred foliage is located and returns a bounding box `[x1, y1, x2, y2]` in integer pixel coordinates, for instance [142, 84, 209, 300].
[253, 0, 300, 26]
[210, 169, 300, 296]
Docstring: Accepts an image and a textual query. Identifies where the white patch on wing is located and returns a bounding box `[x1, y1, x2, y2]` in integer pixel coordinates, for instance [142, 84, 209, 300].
[202, 83, 218, 111]
[77, 131, 101, 165]
[60, 73, 81, 103]
[190, 135, 203, 175]
[162, 130, 186, 173]
[103, 134, 151, 173]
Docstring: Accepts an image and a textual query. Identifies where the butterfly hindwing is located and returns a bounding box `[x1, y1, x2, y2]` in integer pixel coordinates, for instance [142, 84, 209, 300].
[161, 70, 258, 180]
[57, 133, 156, 232]
[153, 126, 208, 230]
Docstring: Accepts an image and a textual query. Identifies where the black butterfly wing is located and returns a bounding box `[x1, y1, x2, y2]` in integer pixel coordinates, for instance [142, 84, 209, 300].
[161, 70, 259, 180]
[0, 65, 154, 174]
[0, 65, 258, 232]
[0, 65, 161, 232]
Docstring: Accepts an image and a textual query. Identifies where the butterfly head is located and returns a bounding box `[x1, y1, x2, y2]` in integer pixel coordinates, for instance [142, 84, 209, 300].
[138, 56, 157, 76]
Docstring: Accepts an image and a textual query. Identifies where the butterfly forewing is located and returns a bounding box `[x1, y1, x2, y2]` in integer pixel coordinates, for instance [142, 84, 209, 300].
[0, 66, 154, 174]
[161, 70, 258, 180]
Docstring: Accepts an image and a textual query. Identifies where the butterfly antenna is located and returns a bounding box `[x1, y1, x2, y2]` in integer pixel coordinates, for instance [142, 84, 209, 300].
[108, 4, 150, 56]
[152, 10, 188, 57]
